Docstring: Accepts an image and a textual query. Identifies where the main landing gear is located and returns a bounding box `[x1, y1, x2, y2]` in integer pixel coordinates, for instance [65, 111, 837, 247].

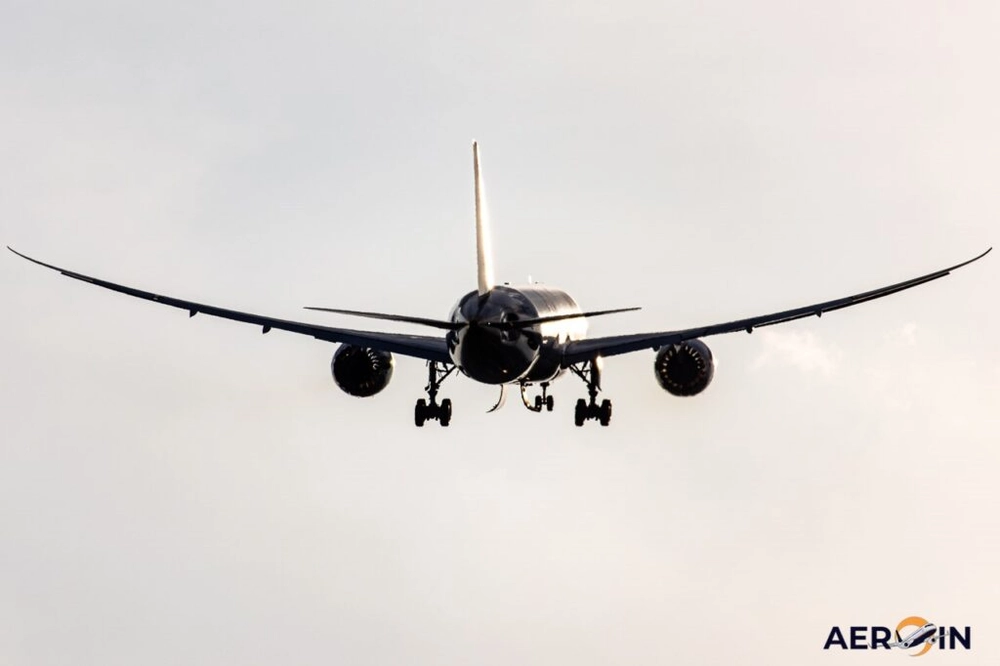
[415, 361, 457, 427]
[520, 382, 554, 412]
[569, 360, 612, 426]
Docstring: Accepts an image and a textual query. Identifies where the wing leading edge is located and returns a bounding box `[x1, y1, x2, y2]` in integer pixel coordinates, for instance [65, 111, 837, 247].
[8, 247, 451, 364]
[562, 248, 991, 366]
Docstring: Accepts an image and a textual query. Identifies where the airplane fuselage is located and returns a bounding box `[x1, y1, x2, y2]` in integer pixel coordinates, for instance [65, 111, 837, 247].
[447, 285, 586, 384]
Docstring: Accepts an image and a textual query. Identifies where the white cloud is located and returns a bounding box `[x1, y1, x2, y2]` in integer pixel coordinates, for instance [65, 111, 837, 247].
[750, 329, 843, 377]
[885, 321, 918, 346]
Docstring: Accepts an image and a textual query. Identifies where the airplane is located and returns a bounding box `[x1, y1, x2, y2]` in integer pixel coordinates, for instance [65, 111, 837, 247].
[8, 142, 991, 427]
[888, 623, 938, 650]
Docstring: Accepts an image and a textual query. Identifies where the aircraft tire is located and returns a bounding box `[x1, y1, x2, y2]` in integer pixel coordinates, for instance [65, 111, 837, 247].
[415, 399, 427, 427]
[599, 399, 612, 426]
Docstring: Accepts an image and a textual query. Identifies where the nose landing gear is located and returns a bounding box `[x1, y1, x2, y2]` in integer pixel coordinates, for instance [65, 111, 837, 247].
[569, 360, 612, 426]
[520, 382, 554, 412]
[415, 361, 456, 427]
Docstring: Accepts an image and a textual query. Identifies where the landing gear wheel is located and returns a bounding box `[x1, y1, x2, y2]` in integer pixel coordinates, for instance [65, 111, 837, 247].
[414, 361, 457, 427]
[415, 398, 427, 427]
[569, 360, 612, 427]
[534, 395, 543, 411]
[574, 398, 587, 427]
[598, 399, 612, 426]
[545, 395, 554, 412]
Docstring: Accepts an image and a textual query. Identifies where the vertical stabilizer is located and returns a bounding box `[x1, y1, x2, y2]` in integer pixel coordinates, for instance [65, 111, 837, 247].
[473, 141, 494, 295]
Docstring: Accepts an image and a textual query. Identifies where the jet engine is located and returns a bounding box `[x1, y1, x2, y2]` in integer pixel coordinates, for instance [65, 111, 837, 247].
[331, 344, 394, 397]
[654, 339, 714, 396]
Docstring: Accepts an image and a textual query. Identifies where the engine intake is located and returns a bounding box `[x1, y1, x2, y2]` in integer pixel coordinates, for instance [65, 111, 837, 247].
[331, 345, 394, 397]
[654, 339, 714, 397]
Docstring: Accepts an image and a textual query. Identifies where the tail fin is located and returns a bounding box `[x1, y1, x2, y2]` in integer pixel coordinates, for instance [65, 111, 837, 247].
[473, 141, 494, 296]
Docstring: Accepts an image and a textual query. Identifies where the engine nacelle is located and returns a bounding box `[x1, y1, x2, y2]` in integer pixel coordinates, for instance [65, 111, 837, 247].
[654, 339, 714, 397]
[331, 345, 394, 397]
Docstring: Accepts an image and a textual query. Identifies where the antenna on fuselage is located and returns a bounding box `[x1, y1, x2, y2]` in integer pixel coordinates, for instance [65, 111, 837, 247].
[473, 141, 494, 296]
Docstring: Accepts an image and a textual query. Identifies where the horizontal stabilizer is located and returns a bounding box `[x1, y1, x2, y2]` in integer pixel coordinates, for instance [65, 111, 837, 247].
[304, 306, 463, 330]
[485, 306, 641, 330]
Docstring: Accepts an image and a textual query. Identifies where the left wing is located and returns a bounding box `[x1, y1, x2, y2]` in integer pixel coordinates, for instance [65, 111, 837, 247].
[8, 247, 451, 363]
[562, 248, 990, 366]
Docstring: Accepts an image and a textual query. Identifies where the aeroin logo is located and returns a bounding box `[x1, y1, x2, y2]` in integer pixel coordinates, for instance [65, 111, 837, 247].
[824, 616, 972, 656]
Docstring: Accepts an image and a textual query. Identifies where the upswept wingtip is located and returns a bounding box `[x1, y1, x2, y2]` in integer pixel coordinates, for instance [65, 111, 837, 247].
[7, 246, 53, 270]
[8, 246, 34, 262]
[962, 246, 992, 268]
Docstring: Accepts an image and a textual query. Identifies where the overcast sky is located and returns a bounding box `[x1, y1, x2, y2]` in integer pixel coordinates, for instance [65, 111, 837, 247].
[2, 1, 998, 664]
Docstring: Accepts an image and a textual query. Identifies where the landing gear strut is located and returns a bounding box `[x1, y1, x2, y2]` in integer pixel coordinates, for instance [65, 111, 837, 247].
[415, 361, 456, 427]
[569, 360, 612, 426]
[520, 382, 554, 413]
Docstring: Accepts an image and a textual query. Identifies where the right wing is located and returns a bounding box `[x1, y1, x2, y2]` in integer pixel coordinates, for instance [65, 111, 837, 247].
[562, 248, 991, 366]
[9, 248, 451, 364]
